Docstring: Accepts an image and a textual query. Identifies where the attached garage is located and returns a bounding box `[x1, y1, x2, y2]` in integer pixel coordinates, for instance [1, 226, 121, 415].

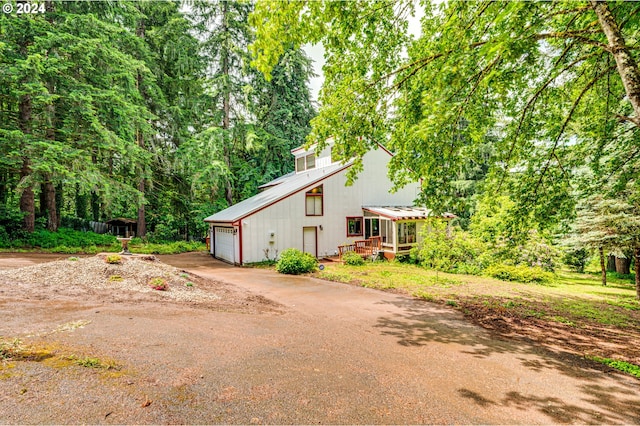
[211, 226, 237, 264]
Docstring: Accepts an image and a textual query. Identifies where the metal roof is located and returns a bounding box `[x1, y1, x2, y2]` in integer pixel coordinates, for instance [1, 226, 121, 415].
[363, 206, 456, 221]
[257, 171, 295, 189]
[204, 161, 352, 223]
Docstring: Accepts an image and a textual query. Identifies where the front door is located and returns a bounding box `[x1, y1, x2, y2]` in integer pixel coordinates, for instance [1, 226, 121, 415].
[303, 227, 317, 258]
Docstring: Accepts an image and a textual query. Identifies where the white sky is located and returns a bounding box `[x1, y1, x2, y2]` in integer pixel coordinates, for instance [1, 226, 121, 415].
[303, 3, 424, 104]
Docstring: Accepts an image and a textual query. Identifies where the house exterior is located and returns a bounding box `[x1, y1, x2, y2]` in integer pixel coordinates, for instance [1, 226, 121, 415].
[204, 143, 448, 265]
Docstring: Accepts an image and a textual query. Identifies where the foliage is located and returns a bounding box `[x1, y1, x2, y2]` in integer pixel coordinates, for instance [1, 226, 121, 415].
[341, 251, 365, 266]
[470, 197, 560, 271]
[413, 219, 486, 274]
[149, 277, 168, 291]
[105, 255, 122, 265]
[0, 228, 116, 250]
[586, 356, 640, 379]
[275, 248, 317, 275]
[563, 248, 591, 273]
[0, 1, 315, 244]
[128, 240, 205, 255]
[250, 1, 640, 236]
[484, 264, 554, 285]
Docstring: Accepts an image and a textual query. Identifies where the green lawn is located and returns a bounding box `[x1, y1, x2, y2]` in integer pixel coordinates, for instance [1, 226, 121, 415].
[316, 262, 640, 329]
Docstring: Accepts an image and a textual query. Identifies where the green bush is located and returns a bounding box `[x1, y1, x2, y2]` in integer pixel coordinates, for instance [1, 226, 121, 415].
[484, 264, 554, 284]
[275, 248, 318, 275]
[342, 251, 365, 266]
[413, 220, 486, 273]
[6, 228, 116, 249]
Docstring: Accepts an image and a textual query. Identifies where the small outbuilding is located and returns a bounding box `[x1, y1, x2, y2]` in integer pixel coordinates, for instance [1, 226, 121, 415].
[106, 218, 137, 238]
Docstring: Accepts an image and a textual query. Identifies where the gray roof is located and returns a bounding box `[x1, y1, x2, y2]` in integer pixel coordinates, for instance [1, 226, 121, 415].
[257, 171, 295, 189]
[205, 161, 351, 223]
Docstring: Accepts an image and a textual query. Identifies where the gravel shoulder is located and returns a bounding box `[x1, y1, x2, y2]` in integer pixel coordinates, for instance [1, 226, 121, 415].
[1, 252, 639, 424]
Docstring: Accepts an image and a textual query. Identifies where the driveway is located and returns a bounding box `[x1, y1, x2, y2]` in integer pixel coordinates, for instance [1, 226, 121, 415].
[1, 251, 639, 424]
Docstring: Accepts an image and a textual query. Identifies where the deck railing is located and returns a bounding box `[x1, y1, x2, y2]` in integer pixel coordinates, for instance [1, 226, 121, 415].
[338, 236, 382, 260]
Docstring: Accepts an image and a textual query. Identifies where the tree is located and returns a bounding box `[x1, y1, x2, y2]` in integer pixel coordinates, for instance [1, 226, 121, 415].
[0, 4, 152, 232]
[570, 193, 640, 292]
[250, 1, 640, 230]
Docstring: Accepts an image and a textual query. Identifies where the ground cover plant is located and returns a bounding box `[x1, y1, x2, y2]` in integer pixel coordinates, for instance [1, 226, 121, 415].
[316, 261, 640, 376]
[0, 228, 205, 255]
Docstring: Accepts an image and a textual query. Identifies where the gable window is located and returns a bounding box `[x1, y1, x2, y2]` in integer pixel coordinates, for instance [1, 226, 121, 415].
[305, 185, 323, 216]
[296, 154, 316, 173]
[296, 157, 305, 173]
[347, 217, 363, 237]
[306, 154, 315, 169]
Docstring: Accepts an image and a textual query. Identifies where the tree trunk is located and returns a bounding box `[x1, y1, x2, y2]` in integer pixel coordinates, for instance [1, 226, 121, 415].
[599, 246, 607, 286]
[19, 158, 35, 232]
[75, 184, 87, 219]
[607, 254, 616, 272]
[137, 178, 146, 238]
[42, 176, 57, 231]
[55, 182, 62, 229]
[91, 191, 100, 222]
[592, 0, 640, 125]
[615, 256, 631, 275]
[18, 86, 35, 231]
[90, 154, 100, 221]
[635, 246, 640, 300]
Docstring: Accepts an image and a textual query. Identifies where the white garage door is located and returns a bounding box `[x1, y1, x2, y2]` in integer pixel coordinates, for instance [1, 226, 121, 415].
[214, 227, 235, 264]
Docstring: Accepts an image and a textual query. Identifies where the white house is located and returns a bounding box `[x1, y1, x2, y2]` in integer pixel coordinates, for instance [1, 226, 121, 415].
[204, 142, 450, 265]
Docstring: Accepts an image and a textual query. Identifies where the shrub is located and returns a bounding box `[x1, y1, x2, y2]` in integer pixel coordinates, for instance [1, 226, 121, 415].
[413, 220, 486, 273]
[149, 277, 168, 291]
[342, 251, 365, 266]
[105, 254, 122, 264]
[484, 264, 554, 284]
[275, 248, 318, 275]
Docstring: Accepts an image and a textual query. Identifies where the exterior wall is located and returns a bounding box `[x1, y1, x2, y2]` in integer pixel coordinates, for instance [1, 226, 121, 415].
[239, 148, 421, 264]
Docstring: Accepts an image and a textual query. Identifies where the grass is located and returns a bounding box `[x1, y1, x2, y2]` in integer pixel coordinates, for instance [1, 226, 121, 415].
[586, 356, 640, 379]
[315, 262, 640, 329]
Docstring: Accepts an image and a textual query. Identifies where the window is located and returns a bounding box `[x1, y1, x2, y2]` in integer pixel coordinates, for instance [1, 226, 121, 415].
[398, 222, 417, 244]
[297, 154, 316, 172]
[364, 218, 379, 239]
[347, 217, 363, 237]
[305, 185, 323, 216]
[380, 219, 393, 245]
[306, 154, 315, 169]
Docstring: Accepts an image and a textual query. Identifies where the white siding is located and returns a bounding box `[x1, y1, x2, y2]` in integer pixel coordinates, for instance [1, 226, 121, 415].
[238, 148, 420, 264]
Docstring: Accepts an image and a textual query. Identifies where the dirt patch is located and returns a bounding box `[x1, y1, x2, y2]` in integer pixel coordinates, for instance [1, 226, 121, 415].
[457, 298, 640, 367]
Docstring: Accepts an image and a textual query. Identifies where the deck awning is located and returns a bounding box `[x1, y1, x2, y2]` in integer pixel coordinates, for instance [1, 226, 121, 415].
[362, 206, 455, 221]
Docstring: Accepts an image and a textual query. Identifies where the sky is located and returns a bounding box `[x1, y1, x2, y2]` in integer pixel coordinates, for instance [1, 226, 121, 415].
[303, 4, 424, 104]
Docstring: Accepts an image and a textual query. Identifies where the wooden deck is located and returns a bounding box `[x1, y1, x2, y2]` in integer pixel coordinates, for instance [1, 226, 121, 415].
[338, 236, 381, 260]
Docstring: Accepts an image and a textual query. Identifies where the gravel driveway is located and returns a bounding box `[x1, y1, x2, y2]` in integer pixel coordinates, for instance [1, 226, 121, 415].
[1, 251, 639, 424]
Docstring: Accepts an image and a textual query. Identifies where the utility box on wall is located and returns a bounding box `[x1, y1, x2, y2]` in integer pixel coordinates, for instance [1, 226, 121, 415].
[268, 231, 276, 244]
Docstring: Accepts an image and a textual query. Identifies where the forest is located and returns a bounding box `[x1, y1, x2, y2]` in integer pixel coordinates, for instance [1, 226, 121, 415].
[0, 0, 316, 243]
[2, 1, 640, 298]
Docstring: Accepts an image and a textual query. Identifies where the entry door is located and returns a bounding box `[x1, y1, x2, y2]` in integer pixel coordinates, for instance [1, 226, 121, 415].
[303, 227, 317, 258]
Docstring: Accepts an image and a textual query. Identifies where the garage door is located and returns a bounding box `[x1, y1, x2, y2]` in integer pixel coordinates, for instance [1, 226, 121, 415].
[214, 227, 235, 264]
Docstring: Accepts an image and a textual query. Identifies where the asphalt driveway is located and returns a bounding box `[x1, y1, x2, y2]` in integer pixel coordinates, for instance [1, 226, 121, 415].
[1, 251, 639, 424]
